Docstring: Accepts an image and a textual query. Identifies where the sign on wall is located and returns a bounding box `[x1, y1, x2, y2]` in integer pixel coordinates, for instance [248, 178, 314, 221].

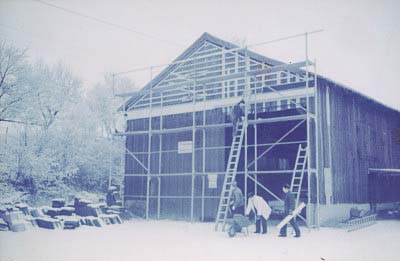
[208, 174, 218, 189]
[178, 141, 193, 154]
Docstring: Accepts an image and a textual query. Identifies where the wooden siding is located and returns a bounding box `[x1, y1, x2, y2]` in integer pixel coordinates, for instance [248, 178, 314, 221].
[318, 78, 400, 204]
[124, 107, 307, 220]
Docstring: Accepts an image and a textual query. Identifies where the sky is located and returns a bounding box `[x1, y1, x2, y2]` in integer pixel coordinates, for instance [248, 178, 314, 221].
[1, 0, 399, 110]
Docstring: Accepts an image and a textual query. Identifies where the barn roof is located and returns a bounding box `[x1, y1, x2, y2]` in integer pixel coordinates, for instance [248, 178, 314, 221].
[122, 32, 399, 114]
[122, 32, 286, 110]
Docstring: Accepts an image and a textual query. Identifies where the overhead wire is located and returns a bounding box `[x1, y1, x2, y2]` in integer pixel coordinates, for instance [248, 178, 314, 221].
[30, 0, 185, 47]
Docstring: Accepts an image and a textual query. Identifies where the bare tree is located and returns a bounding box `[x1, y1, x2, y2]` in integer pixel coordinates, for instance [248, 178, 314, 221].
[0, 41, 30, 120]
[29, 61, 81, 129]
[87, 73, 135, 137]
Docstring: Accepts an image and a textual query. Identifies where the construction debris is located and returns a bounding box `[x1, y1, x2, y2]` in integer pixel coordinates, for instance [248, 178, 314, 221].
[0, 218, 8, 231]
[0, 194, 125, 233]
[36, 217, 63, 230]
[52, 198, 66, 208]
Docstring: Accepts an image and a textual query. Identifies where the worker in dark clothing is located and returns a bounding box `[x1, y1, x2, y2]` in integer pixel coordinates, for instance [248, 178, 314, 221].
[279, 184, 301, 237]
[229, 181, 244, 216]
[229, 181, 245, 232]
[230, 100, 245, 137]
[106, 186, 122, 207]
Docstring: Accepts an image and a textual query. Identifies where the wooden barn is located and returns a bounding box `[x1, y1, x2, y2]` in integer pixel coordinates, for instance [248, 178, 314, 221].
[118, 32, 400, 226]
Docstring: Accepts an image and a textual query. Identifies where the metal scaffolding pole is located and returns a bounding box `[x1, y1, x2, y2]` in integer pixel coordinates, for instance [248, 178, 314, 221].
[108, 74, 116, 188]
[305, 33, 312, 227]
[201, 106, 206, 221]
[190, 60, 196, 222]
[146, 67, 153, 220]
[124, 139, 307, 155]
[124, 170, 311, 177]
[314, 59, 320, 228]
[118, 115, 308, 136]
[158, 95, 163, 219]
[244, 48, 250, 208]
[254, 108, 258, 196]
[125, 148, 148, 172]
[326, 85, 333, 205]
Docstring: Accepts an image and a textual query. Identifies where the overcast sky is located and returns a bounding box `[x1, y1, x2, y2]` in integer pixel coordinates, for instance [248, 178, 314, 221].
[1, 0, 399, 110]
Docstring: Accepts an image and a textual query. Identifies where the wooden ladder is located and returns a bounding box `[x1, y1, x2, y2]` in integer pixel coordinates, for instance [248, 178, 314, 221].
[214, 121, 245, 231]
[290, 144, 308, 206]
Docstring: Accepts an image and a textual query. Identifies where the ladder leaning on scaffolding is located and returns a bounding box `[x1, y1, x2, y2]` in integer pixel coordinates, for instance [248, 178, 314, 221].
[214, 121, 246, 231]
[290, 144, 308, 207]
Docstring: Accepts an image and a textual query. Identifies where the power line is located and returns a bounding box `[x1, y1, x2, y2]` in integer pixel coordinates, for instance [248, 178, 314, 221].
[30, 0, 185, 47]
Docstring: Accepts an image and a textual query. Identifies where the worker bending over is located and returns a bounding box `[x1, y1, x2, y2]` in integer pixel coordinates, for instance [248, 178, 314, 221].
[245, 192, 271, 234]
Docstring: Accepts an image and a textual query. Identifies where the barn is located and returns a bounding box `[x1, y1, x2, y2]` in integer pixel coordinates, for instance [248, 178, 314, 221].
[118, 32, 400, 226]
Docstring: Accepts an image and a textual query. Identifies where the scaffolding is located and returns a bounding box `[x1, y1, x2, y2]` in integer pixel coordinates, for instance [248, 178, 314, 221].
[111, 32, 321, 227]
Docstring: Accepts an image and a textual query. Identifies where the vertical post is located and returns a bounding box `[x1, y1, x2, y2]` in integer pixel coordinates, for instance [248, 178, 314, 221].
[314, 59, 320, 228]
[157, 176, 161, 219]
[326, 86, 333, 204]
[234, 50, 239, 96]
[305, 32, 312, 227]
[254, 85, 258, 195]
[108, 73, 116, 188]
[222, 50, 226, 99]
[190, 59, 196, 222]
[244, 47, 250, 207]
[201, 110, 206, 221]
[158, 94, 163, 219]
[146, 67, 153, 220]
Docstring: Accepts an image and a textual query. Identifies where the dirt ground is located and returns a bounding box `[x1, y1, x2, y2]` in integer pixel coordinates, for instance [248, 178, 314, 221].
[1, 219, 399, 261]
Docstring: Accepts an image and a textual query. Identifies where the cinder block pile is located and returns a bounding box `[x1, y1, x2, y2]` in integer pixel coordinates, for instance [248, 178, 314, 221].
[0, 196, 124, 233]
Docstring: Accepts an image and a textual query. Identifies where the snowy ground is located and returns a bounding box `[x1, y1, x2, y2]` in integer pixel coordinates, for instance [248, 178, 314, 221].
[1, 219, 399, 261]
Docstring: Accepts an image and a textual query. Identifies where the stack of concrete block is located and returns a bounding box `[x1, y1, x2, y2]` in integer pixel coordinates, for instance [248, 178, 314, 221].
[44, 207, 60, 218]
[90, 203, 107, 214]
[0, 217, 8, 231]
[35, 216, 63, 230]
[15, 203, 30, 216]
[59, 207, 75, 216]
[30, 207, 45, 218]
[106, 205, 124, 215]
[55, 215, 80, 229]
[2, 211, 33, 232]
[99, 214, 122, 225]
[83, 216, 104, 227]
[52, 198, 66, 208]
[74, 198, 95, 217]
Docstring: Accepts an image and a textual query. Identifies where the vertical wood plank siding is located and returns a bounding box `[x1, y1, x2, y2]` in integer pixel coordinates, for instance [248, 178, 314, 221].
[318, 78, 400, 204]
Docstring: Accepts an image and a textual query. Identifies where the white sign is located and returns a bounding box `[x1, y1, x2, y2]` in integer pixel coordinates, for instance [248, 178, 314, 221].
[178, 141, 193, 154]
[208, 174, 218, 189]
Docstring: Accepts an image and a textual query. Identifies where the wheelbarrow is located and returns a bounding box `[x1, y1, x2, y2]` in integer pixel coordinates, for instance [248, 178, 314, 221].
[226, 214, 253, 237]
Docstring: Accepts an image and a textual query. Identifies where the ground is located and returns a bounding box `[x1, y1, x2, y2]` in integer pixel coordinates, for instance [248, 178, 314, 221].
[1, 219, 399, 261]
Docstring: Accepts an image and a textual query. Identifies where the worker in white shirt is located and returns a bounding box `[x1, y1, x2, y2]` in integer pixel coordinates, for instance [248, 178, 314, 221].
[245, 192, 271, 234]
